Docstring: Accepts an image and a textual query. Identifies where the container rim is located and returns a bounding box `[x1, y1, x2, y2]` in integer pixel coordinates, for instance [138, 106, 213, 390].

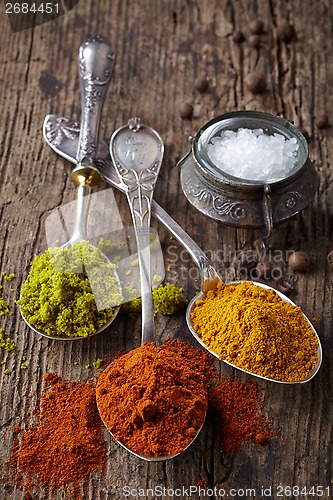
[192, 110, 309, 188]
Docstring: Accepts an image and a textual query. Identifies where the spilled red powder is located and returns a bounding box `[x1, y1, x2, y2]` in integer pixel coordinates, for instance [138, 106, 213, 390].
[6, 373, 108, 497]
[208, 376, 276, 453]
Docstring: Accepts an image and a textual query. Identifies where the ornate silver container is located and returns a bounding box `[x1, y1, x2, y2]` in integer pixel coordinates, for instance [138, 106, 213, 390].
[178, 111, 317, 237]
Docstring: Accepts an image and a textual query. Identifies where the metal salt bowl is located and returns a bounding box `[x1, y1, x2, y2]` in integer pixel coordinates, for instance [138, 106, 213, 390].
[178, 111, 317, 238]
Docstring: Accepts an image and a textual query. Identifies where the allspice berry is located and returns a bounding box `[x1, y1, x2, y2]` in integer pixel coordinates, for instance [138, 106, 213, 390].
[194, 76, 209, 93]
[179, 103, 193, 119]
[231, 249, 258, 271]
[255, 432, 268, 445]
[314, 114, 329, 129]
[232, 30, 245, 43]
[249, 19, 264, 35]
[246, 71, 266, 94]
[288, 251, 310, 272]
[276, 19, 295, 43]
[248, 34, 261, 48]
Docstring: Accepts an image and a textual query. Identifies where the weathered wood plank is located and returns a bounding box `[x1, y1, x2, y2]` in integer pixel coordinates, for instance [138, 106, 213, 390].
[0, 0, 332, 498]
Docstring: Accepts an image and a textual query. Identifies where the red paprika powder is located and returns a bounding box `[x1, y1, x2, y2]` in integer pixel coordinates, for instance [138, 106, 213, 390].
[96, 340, 216, 457]
[208, 376, 276, 453]
[8, 373, 108, 497]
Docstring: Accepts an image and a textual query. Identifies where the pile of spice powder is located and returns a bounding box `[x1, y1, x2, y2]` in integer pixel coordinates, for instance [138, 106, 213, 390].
[208, 376, 276, 453]
[121, 282, 188, 316]
[8, 373, 108, 497]
[96, 340, 216, 456]
[190, 281, 319, 382]
[17, 240, 123, 338]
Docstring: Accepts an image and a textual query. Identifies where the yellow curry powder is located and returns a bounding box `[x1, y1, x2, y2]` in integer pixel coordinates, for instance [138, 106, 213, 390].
[190, 281, 319, 383]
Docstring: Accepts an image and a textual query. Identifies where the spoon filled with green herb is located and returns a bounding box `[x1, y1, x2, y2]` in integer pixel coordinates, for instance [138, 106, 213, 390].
[18, 36, 122, 340]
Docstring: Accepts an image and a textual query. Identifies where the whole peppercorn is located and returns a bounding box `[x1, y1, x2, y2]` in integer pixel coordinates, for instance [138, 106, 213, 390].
[248, 34, 261, 48]
[276, 19, 295, 43]
[314, 114, 329, 129]
[179, 103, 193, 119]
[194, 77, 209, 93]
[232, 30, 245, 43]
[249, 19, 264, 35]
[288, 251, 310, 272]
[327, 250, 333, 267]
[246, 71, 266, 94]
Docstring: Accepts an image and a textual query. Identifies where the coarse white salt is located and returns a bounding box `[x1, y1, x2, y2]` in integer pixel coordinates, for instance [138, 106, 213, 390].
[207, 128, 299, 182]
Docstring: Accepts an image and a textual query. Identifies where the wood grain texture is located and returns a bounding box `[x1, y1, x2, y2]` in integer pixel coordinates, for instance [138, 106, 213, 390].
[0, 0, 332, 498]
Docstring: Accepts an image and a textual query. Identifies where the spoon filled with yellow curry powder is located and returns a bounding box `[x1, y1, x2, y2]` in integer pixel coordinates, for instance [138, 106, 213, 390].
[96, 119, 209, 461]
[18, 36, 122, 339]
[187, 279, 322, 384]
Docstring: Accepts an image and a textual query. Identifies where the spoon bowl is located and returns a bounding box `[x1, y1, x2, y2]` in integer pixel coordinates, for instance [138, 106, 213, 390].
[96, 363, 206, 462]
[186, 279, 322, 384]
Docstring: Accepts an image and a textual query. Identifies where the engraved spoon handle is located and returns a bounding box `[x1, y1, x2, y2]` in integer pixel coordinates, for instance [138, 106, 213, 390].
[76, 35, 115, 168]
[110, 118, 164, 344]
[67, 36, 115, 245]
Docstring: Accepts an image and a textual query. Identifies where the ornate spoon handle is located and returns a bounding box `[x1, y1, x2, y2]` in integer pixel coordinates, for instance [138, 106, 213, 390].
[77, 35, 115, 168]
[68, 35, 115, 244]
[110, 118, 164, 343]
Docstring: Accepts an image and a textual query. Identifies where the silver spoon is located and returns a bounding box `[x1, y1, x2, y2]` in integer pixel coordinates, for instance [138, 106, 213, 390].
[96, 118, 206, 461]
[20, 36, 121, 340]
[110, 117, 162, 345]
[42, 115, 323, 380]
[186, 279, 322, 385]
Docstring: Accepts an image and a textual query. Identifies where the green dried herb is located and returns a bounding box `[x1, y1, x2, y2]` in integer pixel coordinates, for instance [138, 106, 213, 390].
[3, 272, 16, 281]
[93, 358, 103, 369]
[0, 327, 15, 352]
[121, 283, 187, 316]
[0, 297, 12, 316]
[16, 241, 123, 338]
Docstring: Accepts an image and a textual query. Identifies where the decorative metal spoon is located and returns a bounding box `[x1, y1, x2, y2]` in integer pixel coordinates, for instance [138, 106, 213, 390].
[96, 118, 206, 461]
[109, 117, 162, 344]
[20, 36, 122, 340]
[186, 279, 322, 385]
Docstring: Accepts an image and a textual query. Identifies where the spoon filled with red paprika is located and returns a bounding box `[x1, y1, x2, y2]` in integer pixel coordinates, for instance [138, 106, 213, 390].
[96, 118, 208, 461]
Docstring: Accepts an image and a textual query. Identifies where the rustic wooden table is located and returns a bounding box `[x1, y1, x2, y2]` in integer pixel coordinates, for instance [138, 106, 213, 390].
[0, 1, 332, 499]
